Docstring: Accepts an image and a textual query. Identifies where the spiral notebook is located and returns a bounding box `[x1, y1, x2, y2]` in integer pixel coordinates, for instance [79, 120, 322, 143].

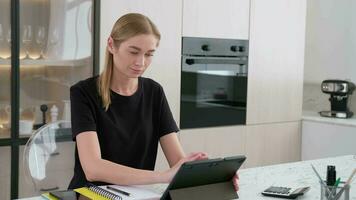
[74, 183, 161, 200]
[74, 184, 122, 200]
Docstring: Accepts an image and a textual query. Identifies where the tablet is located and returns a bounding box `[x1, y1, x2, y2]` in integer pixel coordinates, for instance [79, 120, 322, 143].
[161, 155, 246, 200]
[49, 190, 91, 200]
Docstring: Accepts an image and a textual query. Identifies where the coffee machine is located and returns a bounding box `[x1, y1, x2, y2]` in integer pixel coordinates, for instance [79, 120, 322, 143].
[319, 79, 355, 118]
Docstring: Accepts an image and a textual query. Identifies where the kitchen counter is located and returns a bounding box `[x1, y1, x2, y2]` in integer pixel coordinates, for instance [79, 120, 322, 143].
[302, 110, 356, 127]
[18, 155, 356, 200]
[302, 111, 356, 160]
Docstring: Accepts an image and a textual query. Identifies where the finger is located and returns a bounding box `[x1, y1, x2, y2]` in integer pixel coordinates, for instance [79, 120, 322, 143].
[187, 152, 201, 158]
[188, 152, 208, 158]
[234, 173, 239, 180]
[185, 153, 203, 162]
[233, 178, 239, 191]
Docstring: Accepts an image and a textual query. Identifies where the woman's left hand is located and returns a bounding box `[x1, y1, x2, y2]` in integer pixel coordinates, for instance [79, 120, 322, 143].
[232, 173, 239, 191]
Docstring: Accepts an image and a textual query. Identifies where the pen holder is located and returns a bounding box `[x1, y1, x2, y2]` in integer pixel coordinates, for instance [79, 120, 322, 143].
[320, 181, 350, 200]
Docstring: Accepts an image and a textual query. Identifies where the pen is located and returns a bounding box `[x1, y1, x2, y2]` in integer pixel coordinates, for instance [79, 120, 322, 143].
[106, 186, 131, 196]
[329, 169, 355, 200]
[327, 177, 341, 199]
[310, 164, 332, 195]
[334, 177, 341, 187]
[345, 168, 356, 185]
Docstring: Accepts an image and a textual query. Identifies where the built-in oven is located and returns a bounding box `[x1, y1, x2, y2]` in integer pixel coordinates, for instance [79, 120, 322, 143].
[180, 37, 249, 129]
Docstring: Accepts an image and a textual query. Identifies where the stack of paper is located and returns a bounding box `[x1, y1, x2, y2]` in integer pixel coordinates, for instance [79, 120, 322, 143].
[99, 184, 163, 200]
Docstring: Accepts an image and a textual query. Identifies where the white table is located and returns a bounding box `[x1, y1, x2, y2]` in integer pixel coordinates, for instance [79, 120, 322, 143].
[19, 155, 356, 200]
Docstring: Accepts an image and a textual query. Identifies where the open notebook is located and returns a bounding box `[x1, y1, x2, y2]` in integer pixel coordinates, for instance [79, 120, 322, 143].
[74, 184, 165, 200]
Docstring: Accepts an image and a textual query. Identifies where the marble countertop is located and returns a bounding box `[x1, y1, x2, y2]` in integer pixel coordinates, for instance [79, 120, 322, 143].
[302, 110, 356, 127]
[238, 155, 356, 199]
[18, 155, 356, 200]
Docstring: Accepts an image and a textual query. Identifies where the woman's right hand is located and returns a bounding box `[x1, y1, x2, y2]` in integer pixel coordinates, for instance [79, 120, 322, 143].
[161, 152, 208, 183]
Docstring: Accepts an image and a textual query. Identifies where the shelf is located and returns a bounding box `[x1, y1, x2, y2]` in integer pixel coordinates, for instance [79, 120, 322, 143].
[0, 56, 91, 67]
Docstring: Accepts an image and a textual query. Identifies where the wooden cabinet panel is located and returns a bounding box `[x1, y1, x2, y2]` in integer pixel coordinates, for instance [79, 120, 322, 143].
[179, 122, 301, 169]
[245, 121, 301, 167]
[246, 0, 306, 124]
[182, 0, 250, 39]
[180, 126, 246, 160]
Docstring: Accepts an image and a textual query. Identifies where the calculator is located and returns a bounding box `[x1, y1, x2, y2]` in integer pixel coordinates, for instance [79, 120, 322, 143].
[261, 186, 310, 199]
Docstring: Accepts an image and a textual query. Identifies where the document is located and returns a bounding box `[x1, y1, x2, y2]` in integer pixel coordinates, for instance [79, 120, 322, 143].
[99, 184, 165, 200]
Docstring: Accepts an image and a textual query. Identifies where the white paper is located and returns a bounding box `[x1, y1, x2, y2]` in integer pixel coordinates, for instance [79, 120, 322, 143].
[99, 184, 167, 200]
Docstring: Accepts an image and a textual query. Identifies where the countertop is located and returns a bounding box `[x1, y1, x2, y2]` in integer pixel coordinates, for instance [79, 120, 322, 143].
[238, 155, 356, 199]
[18, 155, 356, 200]
[302, 110, 356, 127]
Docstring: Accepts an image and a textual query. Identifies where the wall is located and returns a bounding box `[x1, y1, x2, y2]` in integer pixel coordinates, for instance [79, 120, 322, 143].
[303, 0, 356, 112]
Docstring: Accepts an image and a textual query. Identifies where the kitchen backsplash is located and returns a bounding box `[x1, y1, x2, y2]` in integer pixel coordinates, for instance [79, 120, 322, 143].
[303, 83, 356, 113]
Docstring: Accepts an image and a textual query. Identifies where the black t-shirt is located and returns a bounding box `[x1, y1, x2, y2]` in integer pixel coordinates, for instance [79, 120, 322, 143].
[68, 76, 179, 189]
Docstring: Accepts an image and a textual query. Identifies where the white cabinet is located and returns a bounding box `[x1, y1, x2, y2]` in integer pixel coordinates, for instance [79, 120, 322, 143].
[302, 120, 356, 160]
[182, 0, 250, 39]
[246, 0, 306, 124]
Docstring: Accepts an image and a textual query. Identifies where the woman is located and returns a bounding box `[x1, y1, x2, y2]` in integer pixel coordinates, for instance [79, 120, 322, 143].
[68, 13, 239, 190]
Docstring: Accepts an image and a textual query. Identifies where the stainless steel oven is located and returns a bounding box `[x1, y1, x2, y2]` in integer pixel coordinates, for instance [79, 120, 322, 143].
[180, 37, 249, 129]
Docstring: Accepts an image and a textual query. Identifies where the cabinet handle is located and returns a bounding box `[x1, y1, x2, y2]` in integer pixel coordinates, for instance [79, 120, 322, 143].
[40, 186, 59, 192]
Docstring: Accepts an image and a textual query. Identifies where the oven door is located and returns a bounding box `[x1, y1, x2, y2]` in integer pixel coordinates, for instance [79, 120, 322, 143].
[180, 56, 247, 129]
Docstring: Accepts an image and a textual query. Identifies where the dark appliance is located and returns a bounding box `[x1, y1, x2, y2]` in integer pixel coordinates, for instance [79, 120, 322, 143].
[319, 79, 355, 118]
[180, 37, 249, 129]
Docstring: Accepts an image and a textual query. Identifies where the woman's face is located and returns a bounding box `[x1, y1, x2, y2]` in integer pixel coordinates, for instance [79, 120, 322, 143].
[109, 34, 158, 79]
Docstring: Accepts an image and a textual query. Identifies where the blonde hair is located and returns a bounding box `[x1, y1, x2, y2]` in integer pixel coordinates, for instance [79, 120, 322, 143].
[98, 13, 161, 111]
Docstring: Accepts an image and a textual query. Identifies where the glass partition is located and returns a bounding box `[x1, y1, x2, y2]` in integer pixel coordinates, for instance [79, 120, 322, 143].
[0, 0, 11, 139]
[19, 0, 94, 138]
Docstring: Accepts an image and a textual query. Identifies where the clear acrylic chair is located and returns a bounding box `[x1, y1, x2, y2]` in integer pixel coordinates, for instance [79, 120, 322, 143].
[22, 120, 75, 195]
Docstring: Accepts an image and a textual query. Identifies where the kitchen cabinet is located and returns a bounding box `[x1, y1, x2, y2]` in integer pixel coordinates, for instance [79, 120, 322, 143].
[302, 119, 356, 160]
[182, 0, 250, 39]
[246, 0, 306, 124]
[245, 121, 301, 167]
[180, 126, 246, 160]
[179, 121, 301, 169]
[177, 0, 306, 168]
[0, 0, 99, 199]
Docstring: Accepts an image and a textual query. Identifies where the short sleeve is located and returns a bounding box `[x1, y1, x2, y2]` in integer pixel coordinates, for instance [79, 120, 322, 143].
[70, 84, 97, 140]
[157, 87, 179, 138]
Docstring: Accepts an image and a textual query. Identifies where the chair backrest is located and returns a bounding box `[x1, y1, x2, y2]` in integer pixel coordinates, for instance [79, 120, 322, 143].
[23, 120, 75, 195]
